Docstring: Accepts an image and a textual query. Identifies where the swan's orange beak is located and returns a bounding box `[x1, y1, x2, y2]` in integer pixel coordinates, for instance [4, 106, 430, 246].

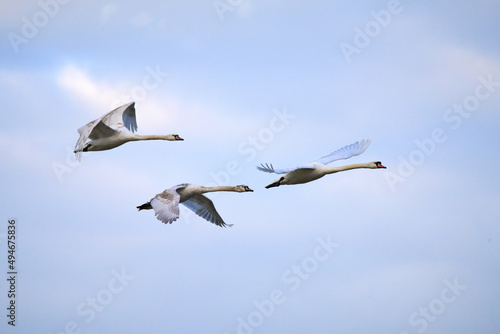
[174, 135, 184, 141]
[378, 163, 386, 168]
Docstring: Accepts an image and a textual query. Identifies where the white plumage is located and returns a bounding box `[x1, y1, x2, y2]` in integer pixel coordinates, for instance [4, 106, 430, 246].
[137, 184, 254, 227]
[257, 139, 386, 188]
[74, 102, 183, 160]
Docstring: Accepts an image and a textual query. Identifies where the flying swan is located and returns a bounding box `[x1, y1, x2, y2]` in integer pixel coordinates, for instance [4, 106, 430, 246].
[74, 102, 183, 160]
[257, 139, 386, 188]
[137, 184, 254, 227]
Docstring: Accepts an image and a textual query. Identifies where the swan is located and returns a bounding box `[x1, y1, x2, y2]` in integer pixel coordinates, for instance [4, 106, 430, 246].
[74, 102, 183, 160]
[137, 184, 254, 227]
[257, 139, 386, 188]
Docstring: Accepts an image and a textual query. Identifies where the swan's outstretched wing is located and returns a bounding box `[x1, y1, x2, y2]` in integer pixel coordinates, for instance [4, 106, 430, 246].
[256, 139, 370, 174]
[74, 102, 137, 160]
[181, 194, 232, 227]
[256, 163, 315, 174]
[316, 139, 371, 165]
[74, 119, 99, 159]
[150, 188, 183, 224]
[74, 119, 119, 160]
[88, 121, 119, 140]
[101, 102, 138, 133]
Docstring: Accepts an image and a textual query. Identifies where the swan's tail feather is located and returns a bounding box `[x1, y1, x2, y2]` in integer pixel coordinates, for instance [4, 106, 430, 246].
[265, 181, 281, 189]
[137, 202, 153, 211]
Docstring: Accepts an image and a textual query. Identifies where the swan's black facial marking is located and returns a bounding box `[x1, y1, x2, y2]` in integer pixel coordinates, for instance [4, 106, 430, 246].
[236, 185, 254, 192]
[174, 134, 184, 141]
[375, 161, 386, 169]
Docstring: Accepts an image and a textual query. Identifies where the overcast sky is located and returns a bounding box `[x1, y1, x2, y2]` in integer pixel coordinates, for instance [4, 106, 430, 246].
[1, 1, 500, 333]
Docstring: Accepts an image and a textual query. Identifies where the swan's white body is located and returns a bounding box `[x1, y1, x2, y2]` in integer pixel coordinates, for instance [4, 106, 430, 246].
[74, 102, 183, 160]
[137, 184, 253, 227]
[257, 139, 386, 188]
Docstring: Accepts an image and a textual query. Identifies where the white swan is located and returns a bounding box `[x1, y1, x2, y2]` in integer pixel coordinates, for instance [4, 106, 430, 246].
[137, 184, 254, 227]
[74, 102, 183, 160]
[257, 139, 386, 188]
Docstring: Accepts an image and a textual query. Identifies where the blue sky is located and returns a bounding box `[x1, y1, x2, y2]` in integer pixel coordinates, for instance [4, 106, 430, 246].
[1, 1, 500, 333]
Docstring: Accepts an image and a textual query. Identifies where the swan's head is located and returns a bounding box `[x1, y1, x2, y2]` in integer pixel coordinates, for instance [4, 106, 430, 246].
[371, 161, 386, 169]
[235, 185, 254, 192]
[166, 134, 184, 141]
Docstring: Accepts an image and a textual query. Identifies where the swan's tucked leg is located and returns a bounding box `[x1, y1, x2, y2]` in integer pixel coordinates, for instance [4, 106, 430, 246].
[82, 143, 91, 152]
[73, 143, 91, 154]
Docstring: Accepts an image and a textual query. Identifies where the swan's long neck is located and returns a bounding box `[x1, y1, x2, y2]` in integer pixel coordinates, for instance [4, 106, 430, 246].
[322, 163, 374, 174]
[200, 186, 238, 193]
[130, 134, 172, 141]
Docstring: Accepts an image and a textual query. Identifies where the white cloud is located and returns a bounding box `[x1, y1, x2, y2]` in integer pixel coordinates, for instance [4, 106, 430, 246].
[56, 65, 181, 132]
[56, 64, 269, 151]
[57, 65, 122, 112]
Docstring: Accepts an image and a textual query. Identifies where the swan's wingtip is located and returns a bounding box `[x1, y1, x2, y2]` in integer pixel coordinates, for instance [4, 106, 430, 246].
[257, 163, 276, 173]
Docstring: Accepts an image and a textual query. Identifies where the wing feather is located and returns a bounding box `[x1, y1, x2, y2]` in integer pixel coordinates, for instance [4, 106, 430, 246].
[181, 194, 232, 227]
[88, 121, 119, 140]
[74, 120, 99, 160]
[74, 102, 137, 160]
[316, 139, 371, 165]
[151, 188, 182, 224]
[122, 102, 138, 132]
[256, 163, 315, 174]
[101, 102, 137, 133]
[256, 139, 371, 174]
